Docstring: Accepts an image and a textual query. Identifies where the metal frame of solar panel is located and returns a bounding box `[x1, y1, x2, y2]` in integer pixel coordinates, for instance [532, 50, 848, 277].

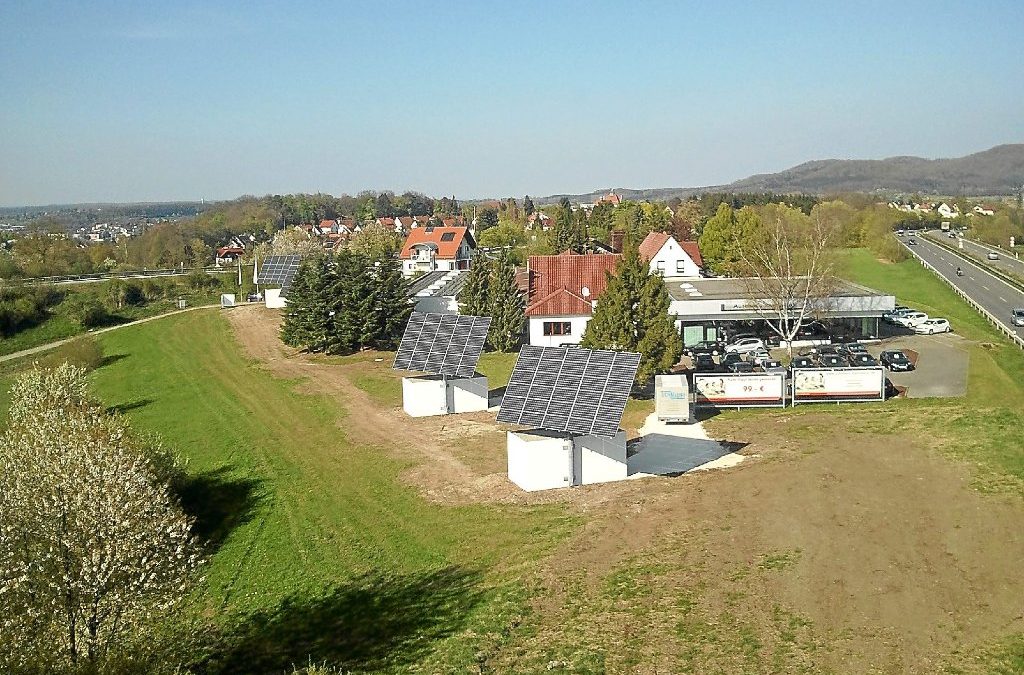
[393, 312, 491, 379]
[497, 345, 641, 438]
[259, 255, 302, 291]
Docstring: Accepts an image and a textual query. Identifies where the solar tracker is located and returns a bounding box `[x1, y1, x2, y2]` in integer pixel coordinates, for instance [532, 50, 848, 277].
[497, 345, 641, 438]
[392, 312, 491, 379]
[258, 255, 302, 292]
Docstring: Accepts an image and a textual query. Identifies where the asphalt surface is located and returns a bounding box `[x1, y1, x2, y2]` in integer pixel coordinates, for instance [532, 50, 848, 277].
[870, 333, 968, 399]
[920, 230, 1024, 280]
[902, 235, 1024, 342]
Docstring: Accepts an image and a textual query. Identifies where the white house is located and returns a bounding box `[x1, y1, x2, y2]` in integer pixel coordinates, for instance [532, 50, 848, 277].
[937, 202, 960, 219]
[973, 204, 996, 216]
[524, 252, 621, 346]
[637, 231, 703, 278]
[399, 226, 475, 277]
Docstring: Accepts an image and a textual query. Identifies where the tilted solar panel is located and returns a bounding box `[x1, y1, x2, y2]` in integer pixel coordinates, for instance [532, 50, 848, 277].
[258, 255, 302, 291]
[496, 345, 641, 438]
[392, 312, 491, 379]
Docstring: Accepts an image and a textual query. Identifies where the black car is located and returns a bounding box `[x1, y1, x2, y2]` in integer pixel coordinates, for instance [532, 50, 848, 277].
[692, 353, 717, 372]
[718, 352, 744, 371]
[727, 361, 754, 373]
[790, 355, 815, 370]
[835, 342, 868, 357]
[907, 238, 917, 245]
[879, 349, 914, 372]
[847, 353, 879, 367]
[686, 340, 725, 357]
[817, 354, 846, 368]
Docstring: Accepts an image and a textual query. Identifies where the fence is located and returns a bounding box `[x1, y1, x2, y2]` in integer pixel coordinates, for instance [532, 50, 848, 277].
[902, 241, 1024, 351]
[6, 266, 235, 286]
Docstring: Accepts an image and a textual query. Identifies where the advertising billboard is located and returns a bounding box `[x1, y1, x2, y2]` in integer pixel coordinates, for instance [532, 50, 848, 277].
[693, 373, 786, 408]
[655, 374, 690, 422]
[792, 367, 885, 403]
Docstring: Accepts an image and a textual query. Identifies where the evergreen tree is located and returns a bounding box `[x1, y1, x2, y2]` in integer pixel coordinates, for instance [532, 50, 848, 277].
[582, 241, 681, 386]
[487, 251, 525, 352]
[364, 256, 412, 350]
[459, 255, 492, 316]
[279, 255, 333, 352]
[523, 195, 535, 216]
[326, 249, 371, 354]
[477, 208, 499, 233]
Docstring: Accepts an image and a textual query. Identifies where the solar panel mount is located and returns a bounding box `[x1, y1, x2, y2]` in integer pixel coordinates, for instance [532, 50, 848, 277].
[393, 312, 491, 379]
[258, 255, 302, 292]
[496, 345, 641, 438]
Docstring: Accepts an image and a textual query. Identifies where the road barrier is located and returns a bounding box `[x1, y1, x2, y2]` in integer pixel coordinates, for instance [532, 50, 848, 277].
[901, 240, 1024, 351]
[4, 266, 235, 286]
[924, 233, 1024, 293]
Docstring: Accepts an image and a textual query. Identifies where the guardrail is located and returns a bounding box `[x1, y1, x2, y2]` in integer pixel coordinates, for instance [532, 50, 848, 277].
[900, 239, 1024, 351]
[923, 233, 1024, 292]
[3, 266, 235, 285]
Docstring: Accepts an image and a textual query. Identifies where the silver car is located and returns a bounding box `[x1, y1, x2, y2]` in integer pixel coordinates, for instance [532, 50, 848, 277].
[1012, 308, 1024, 327]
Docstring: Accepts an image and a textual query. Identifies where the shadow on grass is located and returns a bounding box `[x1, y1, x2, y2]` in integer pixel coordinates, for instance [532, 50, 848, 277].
[100, 353, 128, 368]
[106, 398, 154, 415]
[175, 467, 264, 550]
[202, 566, 486, 674]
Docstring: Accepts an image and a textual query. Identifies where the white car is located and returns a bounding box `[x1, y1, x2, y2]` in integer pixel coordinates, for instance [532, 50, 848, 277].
[913, 318, 951, 334]
[987, 252, 999, 260]
[745, 348, 773, 366]
[725, 337, 766, 354]
[894, 311, 928, 328]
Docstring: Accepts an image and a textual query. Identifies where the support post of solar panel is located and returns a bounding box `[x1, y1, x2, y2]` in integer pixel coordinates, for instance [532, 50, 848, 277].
[394, 313, 491, 418]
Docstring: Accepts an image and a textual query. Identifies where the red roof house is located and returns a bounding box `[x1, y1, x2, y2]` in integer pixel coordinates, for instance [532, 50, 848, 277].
[524, 252, 621, 345]
[399, 226, 476, 276]
[637, 231, 703, 278]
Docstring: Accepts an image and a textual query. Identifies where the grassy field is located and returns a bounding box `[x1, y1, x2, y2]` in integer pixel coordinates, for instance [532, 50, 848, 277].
[33, 311, 572, 672]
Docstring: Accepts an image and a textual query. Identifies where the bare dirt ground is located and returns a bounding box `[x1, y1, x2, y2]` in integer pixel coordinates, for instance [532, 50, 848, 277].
[227, 306, 1024, 673]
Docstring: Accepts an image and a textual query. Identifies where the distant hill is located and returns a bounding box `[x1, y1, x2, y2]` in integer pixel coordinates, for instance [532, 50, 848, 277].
[534, 144, 1024, 204]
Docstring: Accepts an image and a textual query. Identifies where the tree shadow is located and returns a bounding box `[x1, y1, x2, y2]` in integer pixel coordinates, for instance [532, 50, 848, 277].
[175, 467, 264, 550]
[106, 398, 154, 415]
[99, 353, 129, 368]
[202, 566, 486, 674]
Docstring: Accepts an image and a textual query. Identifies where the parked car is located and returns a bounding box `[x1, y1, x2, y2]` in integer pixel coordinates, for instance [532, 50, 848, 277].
[692, 353, 717, 373]
[746, 348, 773, 366]
[817, 354, 847, 368]
[725, 337, 766, 354]
[719, 352, 744, 371]
[880, 349, 914, 371]
[847, 353, 879, 367]
[726, 361, 754, 373]
[883, 307, 913, 324]
[686, 340, 725, 357]
[913, 318, 951, 334]
[835, 342, 867, 356]
[760, 359, 787, 375]
[1012, 308, 1024, 327]
[987, 252, 999, 260]
[893, 311, 928, 328]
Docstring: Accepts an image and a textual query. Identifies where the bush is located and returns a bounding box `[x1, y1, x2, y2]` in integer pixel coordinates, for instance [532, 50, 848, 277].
[42, 335, 104, 371]
[60, 293, 109, 328]
[123, 280, 146, 306]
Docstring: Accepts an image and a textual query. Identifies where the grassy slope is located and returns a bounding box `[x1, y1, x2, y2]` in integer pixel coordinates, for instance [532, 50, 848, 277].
[86, 311, 573, 672]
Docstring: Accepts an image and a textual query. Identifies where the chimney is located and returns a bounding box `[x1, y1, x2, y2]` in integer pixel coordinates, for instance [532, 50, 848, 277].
[609, 230, 625, 253]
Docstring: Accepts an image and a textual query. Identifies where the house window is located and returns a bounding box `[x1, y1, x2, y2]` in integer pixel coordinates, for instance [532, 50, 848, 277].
[676, 260, 687, 273]
[440, 232, 455, 242]
[543, 321, 572, 336]
[656, 261, 666, 275]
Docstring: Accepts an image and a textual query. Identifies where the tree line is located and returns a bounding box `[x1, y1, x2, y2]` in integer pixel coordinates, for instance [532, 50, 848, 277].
[456, 251, 525, 352]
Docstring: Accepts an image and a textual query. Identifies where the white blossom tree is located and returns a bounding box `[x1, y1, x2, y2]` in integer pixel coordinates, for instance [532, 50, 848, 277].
[0, 364, 203, 672]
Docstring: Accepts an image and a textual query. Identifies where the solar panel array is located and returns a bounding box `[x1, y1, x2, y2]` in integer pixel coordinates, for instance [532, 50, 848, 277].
[258, 255, 302, 292]
[497, 345, 641, 438]
[393, 312, 491, 379]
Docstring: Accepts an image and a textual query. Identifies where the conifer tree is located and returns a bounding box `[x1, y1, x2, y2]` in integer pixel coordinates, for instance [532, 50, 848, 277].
[279, 255, 333, 352]
[327, 249, 371, 354]
[364, 256, 412, 350]
[582, 241, 682, 385]
[487, 251, 524, 352]
[459, 255, 492, 317]
[523, 195, 535, 216]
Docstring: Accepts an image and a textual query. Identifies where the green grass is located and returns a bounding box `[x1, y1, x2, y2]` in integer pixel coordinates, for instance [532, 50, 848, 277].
[70, 310, 576, 672]
[0, 313, 82, 356]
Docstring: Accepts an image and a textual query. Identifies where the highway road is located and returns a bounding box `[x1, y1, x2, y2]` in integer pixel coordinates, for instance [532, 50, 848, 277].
[902, 236, 1024, 342]
[919, 230, 1024, 280]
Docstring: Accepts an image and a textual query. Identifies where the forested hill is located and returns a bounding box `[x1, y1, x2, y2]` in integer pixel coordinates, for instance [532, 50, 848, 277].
[535, 144, 1024, 203]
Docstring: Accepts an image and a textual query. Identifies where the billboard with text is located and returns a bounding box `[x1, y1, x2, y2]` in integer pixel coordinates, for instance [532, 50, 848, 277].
[694, 373, 786, 408]
[792, 367, 885, 403]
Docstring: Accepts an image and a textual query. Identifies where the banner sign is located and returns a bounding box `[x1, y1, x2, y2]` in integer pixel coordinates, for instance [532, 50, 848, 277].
[694, 373, 786, 408]
[792, 367, 885, 403]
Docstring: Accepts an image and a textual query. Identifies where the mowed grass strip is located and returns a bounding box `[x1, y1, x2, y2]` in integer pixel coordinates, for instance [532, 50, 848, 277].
[86, 309, 574, 671]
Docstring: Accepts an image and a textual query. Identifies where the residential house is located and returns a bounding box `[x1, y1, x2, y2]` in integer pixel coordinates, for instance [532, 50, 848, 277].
[523, 252, 621, 347]
[527, 212, 553, 230]
[215, 246, 245, 266]
[936, 202, 960, 219]
[400, 226, 476, 276]
[597, 191, 622, 206]
[973, 204, 996, 216]
[637, 231, 703, 278]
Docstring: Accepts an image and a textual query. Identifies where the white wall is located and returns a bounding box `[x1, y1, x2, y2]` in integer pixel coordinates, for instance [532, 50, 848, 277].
[403, 258, 456, 277]
[265, 288, 286, 309]
[507, 431, 574, 491]
[414, 296, 459, 314]
[402, 376, 449, 417]
[527, 315, 591, 347]
[448, 376, 489, 413]
[649, 240, 701, 279]
[573, 432, 628, 485]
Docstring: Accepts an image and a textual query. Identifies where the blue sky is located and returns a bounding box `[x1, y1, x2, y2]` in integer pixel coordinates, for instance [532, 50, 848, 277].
[1, 1, 1022, 206]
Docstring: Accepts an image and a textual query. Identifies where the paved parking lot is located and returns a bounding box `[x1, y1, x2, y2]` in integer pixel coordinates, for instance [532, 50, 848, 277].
[868, 333, 969, 398]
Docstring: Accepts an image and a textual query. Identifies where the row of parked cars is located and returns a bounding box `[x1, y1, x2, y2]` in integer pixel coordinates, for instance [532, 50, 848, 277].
[685, 336, 915, 375]
[882, 306, 952, 334]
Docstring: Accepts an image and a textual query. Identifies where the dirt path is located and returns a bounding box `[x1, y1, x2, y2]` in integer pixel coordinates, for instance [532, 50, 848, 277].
[225, 305, 1024, 672]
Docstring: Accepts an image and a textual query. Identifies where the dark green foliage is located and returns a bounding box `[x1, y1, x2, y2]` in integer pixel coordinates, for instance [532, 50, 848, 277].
[477, 208, 499, 233]
[280, 252, 411, 354]
[554, 204, 587, 254]
[0, 285, 60, 336]
[486, 252, 525, 352]
[458, 256, 492, 317]
[582, 242, 682, 386]
[60, 293, 109, 328]
[523, 195, 535, 216]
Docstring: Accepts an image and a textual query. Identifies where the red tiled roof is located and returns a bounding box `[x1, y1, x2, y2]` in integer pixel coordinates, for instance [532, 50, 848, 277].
[319, 219, 336, 230]
[525, 252, 620, 317]
[638, 231, 670, 261]
[680, 241, 703, 268]
[397, 216, 413, 227]
[216, 246, 244, 257]
[399, 226, 474, 260]
[525, 288, 593, 317]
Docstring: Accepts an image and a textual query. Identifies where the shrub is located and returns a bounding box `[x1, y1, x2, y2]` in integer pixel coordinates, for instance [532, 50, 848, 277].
[42, 335, 104, 371]
[60, 293, 109, 328]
